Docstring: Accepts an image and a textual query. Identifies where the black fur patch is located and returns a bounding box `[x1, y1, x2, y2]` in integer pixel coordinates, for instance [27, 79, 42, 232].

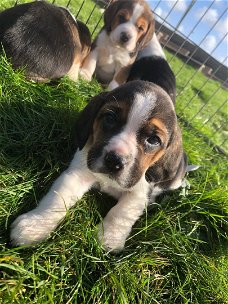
[0, 1, 79, 79]
[127, 56, 176, 103]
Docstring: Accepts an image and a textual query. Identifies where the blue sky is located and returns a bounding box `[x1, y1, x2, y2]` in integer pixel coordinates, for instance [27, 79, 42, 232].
[147, 0, 228, 66]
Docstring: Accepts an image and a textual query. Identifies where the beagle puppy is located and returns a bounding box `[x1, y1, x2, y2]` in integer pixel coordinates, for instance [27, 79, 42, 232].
[80, 0, 154, 90]
[0, 1, 91, 82]
[10, 38, 187, 252]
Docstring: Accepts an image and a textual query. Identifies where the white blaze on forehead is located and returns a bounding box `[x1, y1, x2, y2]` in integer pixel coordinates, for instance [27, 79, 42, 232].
[126, 91, 157, 132]
[130, 3, 144, 24]
[105, 91, 157, 157]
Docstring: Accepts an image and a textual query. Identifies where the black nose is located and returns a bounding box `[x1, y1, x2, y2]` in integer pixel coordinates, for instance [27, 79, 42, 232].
[120, 32, 130, 43]
[104, 151, 124, 172]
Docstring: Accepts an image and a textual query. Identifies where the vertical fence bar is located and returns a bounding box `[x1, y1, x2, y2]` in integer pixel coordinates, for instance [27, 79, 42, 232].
[189, 77, 228, 124]
[177, 32, 227, 99]
[76, 0, 86, 19]
[156, 1, 179, 34]
[201, 99, 227, 127]
[66, 0, 71, 8]
[85, 1, 98, 25]
[183, 57, 228, 113]
[162, 0, 197, 51]
[175, 8, 227, 80]
[167, 1, 215, 65]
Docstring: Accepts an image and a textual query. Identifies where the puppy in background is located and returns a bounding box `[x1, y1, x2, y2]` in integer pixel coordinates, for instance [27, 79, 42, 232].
[0, 1, 91, 82]
[80, 0, 154, 89]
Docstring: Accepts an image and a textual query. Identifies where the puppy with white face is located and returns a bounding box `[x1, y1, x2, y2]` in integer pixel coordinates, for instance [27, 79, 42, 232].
[10, 80, 187, 253]
[80, 0, 154, 89]
[0, 1, 91, 82]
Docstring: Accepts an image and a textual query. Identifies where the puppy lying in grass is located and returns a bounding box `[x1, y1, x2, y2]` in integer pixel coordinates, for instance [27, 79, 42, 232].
[0, 1, 91, 82]
[10, 33, 187, 253]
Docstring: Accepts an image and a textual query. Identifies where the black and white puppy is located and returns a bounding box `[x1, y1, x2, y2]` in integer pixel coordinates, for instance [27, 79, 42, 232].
[0, 1, 91, 82]
[80, 0, 154, 89]
[10, 35, 187, 253]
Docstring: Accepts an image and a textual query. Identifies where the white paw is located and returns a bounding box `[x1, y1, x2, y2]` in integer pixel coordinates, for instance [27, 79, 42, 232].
[108, 80, 119, 91]
[97, 221, 128, 253]
[79, 68, 92, 81]
[10, 212, 55, 246]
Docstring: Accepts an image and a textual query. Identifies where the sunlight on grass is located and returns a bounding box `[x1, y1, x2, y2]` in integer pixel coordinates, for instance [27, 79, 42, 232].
[0, 1, 227, 303]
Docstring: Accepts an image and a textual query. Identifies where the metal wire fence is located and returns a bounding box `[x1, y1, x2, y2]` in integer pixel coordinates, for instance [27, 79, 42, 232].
[2, 0, 228, 153]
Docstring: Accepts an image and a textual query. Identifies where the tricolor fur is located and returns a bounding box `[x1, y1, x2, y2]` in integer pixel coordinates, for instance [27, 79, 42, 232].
[0, 1, 91, 82]
[11, 85, 186, 253]
[80, 0, 154, 89]
[10, 12, 187, 253]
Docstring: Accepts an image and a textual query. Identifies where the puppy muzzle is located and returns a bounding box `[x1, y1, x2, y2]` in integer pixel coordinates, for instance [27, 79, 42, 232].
[120, 31, 131, 44]
[104, 151, 129, 173]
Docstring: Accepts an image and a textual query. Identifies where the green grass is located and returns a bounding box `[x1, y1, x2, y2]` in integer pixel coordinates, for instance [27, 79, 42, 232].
[0, 1, 228, 303]
[166, 51, 227, 151]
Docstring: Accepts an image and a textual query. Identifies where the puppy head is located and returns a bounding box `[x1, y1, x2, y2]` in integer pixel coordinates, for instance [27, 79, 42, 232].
[104, 0, 154, 52]
[76, 81, 186, 189]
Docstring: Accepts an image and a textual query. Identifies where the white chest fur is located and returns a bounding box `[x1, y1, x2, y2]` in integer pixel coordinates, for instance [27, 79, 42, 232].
[95, 30, 132, 82]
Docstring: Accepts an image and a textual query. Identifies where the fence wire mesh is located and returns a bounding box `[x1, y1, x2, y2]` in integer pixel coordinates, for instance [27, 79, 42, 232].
[2, 0, 228, 153]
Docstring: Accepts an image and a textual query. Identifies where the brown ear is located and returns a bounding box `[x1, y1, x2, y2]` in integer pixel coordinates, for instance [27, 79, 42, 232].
[104, 1, 123, 33]
[77, 20, 91, 62]
[138, 17, 155, 50]
[75, 92, 108, 150]
[145, 125, 187, 189]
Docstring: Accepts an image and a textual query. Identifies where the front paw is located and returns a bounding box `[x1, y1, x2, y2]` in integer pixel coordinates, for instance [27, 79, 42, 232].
[108, 80, 119, 91]
[10, 212, 54, 246]
[79, 68, 92, 81]
[97, 222, 127, 253]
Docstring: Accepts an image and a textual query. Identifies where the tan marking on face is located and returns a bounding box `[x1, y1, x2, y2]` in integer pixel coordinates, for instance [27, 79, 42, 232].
[112, 9, 131, 31]
[138, 117, 170, 173]
[136, 17, 148, 40]
[150, 118, 169, 140]
[91, 100, 131, 145]
[139, 148, 166, 172]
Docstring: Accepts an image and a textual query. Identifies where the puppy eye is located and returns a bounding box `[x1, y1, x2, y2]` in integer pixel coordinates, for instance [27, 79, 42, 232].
[119, 15, 126, 23]
[145, 135, 161, 148]
[102, 113, 118, 130]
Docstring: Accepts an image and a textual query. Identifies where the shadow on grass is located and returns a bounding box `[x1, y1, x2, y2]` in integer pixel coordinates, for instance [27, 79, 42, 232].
[0, 97, 117, 246]
[1, 99, 227, 263]
[0, 100, 80, 244]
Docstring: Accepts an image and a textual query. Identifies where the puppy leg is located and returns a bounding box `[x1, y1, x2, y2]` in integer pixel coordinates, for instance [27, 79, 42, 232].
[79, 49, 98, 81]
[98, 190, 149, 253]
[108, 65, 132, 90]
[10, 150, 96, 246]
[67, 62, 80, 82]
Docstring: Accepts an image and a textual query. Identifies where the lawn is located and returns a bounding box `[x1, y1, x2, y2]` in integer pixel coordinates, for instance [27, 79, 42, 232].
[0, 1, 227, 303]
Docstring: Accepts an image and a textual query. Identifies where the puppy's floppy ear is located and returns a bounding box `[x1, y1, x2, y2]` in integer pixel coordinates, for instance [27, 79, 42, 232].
[104, 1, 122, 33]
[77, 20, 91, 62]
[75, 92, 108, 150]
[146, 125, 187, 188]
[138, 17, 155, 50]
